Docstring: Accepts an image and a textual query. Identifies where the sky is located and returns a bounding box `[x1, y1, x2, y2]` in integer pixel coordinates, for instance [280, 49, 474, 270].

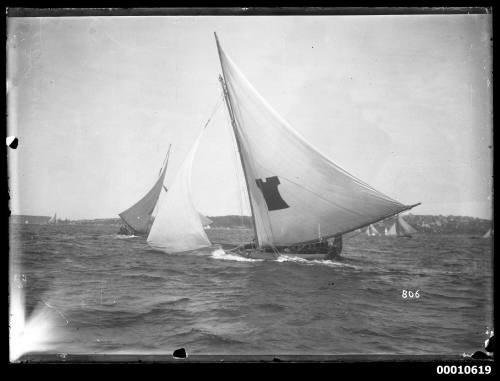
[7, 14, 492, 220]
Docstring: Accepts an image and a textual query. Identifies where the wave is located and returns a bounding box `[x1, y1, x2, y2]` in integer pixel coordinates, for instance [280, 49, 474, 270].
[114, 234, 139, 239]
[210, 249, 264, 262]
[154, 297, 191, 308]
[123, 273, 166, 282]
[275, 255, 361, 269]
[255, 303, 287, 312]
[70, 305, 181, 327]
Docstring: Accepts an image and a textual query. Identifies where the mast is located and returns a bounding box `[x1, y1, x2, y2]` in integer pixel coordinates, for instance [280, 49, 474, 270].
[215, 32, 260, 246]
[218, 74, 260, 246]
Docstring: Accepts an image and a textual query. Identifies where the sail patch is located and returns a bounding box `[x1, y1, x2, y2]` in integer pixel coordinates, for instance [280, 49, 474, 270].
[255, 176, 289, 211]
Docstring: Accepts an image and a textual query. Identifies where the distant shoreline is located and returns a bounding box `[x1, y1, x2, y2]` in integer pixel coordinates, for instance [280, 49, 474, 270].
[9, 214, 491, 236]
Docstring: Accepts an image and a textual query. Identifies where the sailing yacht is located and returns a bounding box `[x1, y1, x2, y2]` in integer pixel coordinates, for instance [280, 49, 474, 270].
[146, 33, 420, 259]
[366, 224, 381, 237]
[118, 145, 171, 235]
[386, 215, 417, 238]
[47, 213, 57, 225]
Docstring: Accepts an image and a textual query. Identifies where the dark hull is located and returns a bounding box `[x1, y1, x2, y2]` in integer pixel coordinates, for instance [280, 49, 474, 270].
[230, 237, 343, 261]
[118, 224, 145, 236]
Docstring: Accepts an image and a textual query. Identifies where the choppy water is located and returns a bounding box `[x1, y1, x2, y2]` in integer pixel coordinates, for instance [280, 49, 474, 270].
[9, 223, 493, 356]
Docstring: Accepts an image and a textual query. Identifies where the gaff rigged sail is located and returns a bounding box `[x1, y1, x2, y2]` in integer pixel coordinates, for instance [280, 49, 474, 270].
[147, 130, 211, 253]
[397, 215, 417, 235]
[119, 147, 171, 235]
[215, 33, 419, 247]
[386, 215, 417, 236]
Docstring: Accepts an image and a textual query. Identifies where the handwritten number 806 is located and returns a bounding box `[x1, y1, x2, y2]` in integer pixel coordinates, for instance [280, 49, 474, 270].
[402, 290, 420, 299]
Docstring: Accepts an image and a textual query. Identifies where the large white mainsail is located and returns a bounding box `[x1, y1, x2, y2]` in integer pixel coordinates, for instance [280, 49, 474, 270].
[215, 33, 418, 247]
[119, 146, 171, 235]
[147, 129, 211, 253]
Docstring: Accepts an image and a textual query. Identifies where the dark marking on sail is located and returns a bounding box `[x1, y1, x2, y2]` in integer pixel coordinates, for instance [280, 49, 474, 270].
[255, 176, 289, 211]
[172, 347, 187, 359]
[163, 185, 168, 193]
[7, 136, 18, 149]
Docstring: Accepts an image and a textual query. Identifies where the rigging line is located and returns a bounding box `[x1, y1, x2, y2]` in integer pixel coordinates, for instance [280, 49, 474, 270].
[222, 101, 246, 219]
[220, 84, 259, 241]
[218, 76, 261, 246]
[221, 110, 269, 251]
[220, 78, 274, 245]
[203, 91, 224, 129]
[221, 96, 247, 230]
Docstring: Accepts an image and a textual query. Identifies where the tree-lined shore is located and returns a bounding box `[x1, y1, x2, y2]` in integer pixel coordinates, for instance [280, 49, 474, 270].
[10, 214, 492, 236]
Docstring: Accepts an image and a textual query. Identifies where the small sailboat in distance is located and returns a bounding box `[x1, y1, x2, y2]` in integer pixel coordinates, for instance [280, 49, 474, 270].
[47, 213, 57, 225]
[483, 228, 492, 238]
[146, 33, 421, 259]
[118, 145, 171, 235]
[366, 224, 381, 236]
[386, 215, 417, 238]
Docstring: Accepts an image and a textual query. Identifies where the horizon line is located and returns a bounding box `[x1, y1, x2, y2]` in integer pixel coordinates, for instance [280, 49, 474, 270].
[9, 213, 493, 221]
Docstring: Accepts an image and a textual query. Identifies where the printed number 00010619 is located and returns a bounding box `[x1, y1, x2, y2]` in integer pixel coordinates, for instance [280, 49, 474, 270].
[436, 365, 491, 375]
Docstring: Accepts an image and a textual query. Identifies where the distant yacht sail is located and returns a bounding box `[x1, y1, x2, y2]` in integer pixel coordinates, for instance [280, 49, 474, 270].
[119, 145, 171, 235]
[48, 213, 57, 225]
[386, 215, 417, 237]
[397, 215, 417, 236]
[483, 229, 492, 238]
[366, 224, 381, 236]
[386, 223, 397, 236]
